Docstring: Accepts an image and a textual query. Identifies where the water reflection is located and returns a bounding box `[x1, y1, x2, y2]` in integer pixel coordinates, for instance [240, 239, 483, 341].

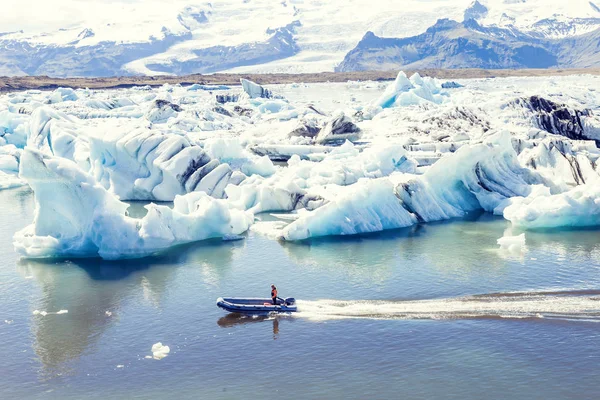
[279, 212, 508, 286]
[217, 314, 288, 340]
[17, 238, 243, 377]
[282, 212, 540, 286]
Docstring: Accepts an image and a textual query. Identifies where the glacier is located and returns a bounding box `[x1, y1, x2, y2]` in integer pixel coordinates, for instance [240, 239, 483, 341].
[2, 71, 600, 258]
[1, 0, 600, 76]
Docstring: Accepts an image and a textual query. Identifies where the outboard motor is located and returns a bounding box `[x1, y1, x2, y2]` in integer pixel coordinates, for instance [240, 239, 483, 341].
[284, 297, 296, 306]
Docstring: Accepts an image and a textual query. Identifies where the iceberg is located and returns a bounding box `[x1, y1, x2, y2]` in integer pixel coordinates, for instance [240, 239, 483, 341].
[282, 179, 417, 240]
[0, 110, 29, 147]
[27, 107, 90, 170]
[226, 141, 415, 214]
[14, 149, 252, 260]
[151, 343, 170, 360]
[3, 73, 600, 253]
[497, 233, 526, 252]
[48, 88, 79, 104]
[373, 72, 447, 109]
[282, 132, 538, 240]
[204, 137, 275, 178]
[88, 127, 241, 201]
[315, 112, 361, 145]
[187, 84, 230, 91]
[240, 79, 273, 99]
[504, 184, 600, 229]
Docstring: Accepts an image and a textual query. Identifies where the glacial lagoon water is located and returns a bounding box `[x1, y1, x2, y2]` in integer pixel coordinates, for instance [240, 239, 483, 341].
[2, 186, 600, 399]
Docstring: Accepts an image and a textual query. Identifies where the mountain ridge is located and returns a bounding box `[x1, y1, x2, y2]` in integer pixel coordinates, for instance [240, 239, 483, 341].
[336, 19, 600, 72]
[2, 0, 600, 77]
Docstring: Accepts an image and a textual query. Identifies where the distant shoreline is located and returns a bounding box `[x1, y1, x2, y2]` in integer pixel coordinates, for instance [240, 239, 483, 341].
[2, 68, 600, 93]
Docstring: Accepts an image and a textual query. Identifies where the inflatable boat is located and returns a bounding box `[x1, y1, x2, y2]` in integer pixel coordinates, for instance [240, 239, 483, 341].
[216, 297, 297, 314]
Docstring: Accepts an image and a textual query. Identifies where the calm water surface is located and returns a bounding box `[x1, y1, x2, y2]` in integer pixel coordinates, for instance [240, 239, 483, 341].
[1, 187, 600, 399]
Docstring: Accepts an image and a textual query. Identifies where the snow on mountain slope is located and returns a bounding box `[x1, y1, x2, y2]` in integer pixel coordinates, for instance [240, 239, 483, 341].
[336, 18, 600, 71]
[1, 0, 600, 76]
[475, 0, 600, 38]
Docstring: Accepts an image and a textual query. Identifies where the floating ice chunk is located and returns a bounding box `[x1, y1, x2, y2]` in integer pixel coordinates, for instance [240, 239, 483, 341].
[151, 342, 170, 360]
[315, 111, 361, 144]
[48, 88, 78, 104]
[204, 137, 246, 159]
[227, 141, 415, 214]
[88, 127, 239, 201]
[250, 220, 289, 239]
[441, 81, 464, 89]
[222, 234, 244, 241]
[289, 118, 322, 138]
[187, 84, 230, 91]
[105, 311, 112, 317]
[14, 149, 253, 259]
[375, 71, 414, 109]
[282, 179, 417, 240]
[241, 79, 273, 99]
[504, 184, 600, 229]
[204, 138, 275, 177]
[145, 99, 181, 123]
[283, 132, 537, 240]
[254, 99, 292, 114]
[32, 309, 67, 316]
[116, 365, 125, 368]
[0, 110, 29, 147]
[497, 233, 526, 252]
[371, 71, 447, 114]
[4, 320, 13, 324]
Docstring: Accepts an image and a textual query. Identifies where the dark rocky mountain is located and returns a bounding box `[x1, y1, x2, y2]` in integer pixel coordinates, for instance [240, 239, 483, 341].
[336, 19, 600, 72]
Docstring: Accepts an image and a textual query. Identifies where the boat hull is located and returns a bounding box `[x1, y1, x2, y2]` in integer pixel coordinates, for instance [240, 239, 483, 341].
[216, 297, 297, 314]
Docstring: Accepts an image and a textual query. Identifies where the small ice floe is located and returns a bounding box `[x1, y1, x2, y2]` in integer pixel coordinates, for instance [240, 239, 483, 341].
[116, 365, 124, 369]
[33, 309, 68, 316]
[497, 233, 526, 253]
[249, 221, 288, 239]
[151, 342, 170, 360]
[105, 311, 112, 317]
[222, 234, 244, 241]
[5, 320, 13, 324]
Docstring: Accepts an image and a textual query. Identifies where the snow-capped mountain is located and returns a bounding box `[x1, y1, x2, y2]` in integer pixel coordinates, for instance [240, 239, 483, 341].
[336, 18, 600, 71]
[1, 0, 600, 77]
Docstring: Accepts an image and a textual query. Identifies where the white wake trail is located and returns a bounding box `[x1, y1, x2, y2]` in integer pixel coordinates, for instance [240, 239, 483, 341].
[295, 290, 600, 321]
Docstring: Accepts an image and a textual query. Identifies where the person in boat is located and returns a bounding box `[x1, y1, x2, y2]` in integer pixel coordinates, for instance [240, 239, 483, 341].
[271, 284, 278, 305]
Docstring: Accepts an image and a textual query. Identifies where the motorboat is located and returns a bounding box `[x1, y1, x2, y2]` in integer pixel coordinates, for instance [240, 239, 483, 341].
[216, 297, 297, 314]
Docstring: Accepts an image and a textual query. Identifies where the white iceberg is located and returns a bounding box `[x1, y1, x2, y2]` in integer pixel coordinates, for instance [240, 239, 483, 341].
[282, 132, 537, 240]
[226, 141, 415, 214]
[240, 78, 273, 99]
[370, 72, 447, 112]
[497, 233, 526, 252]
[151, 342, 170, 360]
[504, 184, 600, 229]
[203, 137, 275, 177]
[0, 110, 29, 147]
[89, 127, 241, 201]
[14, 149, 253, 260]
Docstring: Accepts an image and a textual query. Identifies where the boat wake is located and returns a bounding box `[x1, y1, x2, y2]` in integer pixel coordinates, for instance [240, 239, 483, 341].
[295, 290, 600, 322]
